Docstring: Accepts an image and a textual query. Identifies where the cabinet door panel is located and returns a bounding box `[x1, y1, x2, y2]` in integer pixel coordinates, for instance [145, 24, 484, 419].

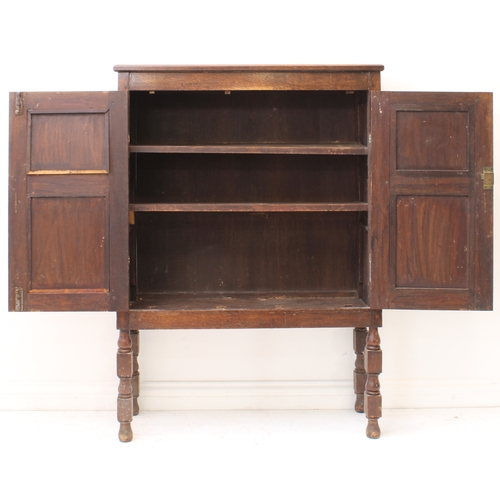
[370, 92, 493, 310]
[9, 92, 128, 311]
[395, 195, 469, 288]
[30, 111, 109, 172]
[30, 197, 108, 290]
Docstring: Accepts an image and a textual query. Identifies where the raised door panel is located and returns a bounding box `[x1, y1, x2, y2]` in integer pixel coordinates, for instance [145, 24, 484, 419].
[29, 111, 109, 172]
[370, 92, 493, 310]
[30, 197, 108, 290]
[9, 92, 129, 311]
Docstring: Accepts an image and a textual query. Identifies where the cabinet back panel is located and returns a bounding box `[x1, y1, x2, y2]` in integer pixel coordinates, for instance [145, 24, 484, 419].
[135, 212, 359, 294]
[131, 91, 363, 145]
[133, 154, 364, 204]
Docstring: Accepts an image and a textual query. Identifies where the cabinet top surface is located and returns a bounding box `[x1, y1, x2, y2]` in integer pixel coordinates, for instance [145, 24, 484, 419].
[113, 64, 384, 73]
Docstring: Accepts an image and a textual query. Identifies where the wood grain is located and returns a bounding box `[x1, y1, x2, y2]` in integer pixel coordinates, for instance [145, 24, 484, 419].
[370, 91, 493, 310]
[8, 91, 128, 312]
[131, 91, 365, 146]
[134, 212, 361, 295]
[116, 66, 384, 91]
[132, 154, 365, 205]
[129, 144, 368, 155]
[128, 293, 376, 329]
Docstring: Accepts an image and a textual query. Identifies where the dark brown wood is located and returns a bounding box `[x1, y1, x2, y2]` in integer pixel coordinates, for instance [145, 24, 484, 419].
[370, 92, 493, 310]
[353, 327, 367, 413]
[364, 327, 382, 438]
[395, 110, 468, 170]
[128, 71, 379, 91]
[108, 92, 130, 311]
[9, 91, 129, 312]
[130, 91, 368, 147]
[132, 154, 364, 205]
[128, 294, 375, 330]
[27, 175, 108, 197]
[117, 72, 130, 91]
[129, 144, 369, 155]
[29, 111, 109, 172]
[9, 65, 494, 442]
[131, 203, 368, 212]
[114, 64, 386, 72]
[115, 65, 384, 92]
[131, 330, 140, 416]
[396, 196, 468, 288]
[117, 329, 133, 442]
[134, 212, 361, 295]
[31, 197, 107, 289]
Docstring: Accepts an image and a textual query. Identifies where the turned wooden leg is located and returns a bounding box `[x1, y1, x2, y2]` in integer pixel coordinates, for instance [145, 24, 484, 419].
[364, 327, 382, 439]
[131, 330, 140, 416]
[117, 329, 134, 442]
[353, 327, 367, 413]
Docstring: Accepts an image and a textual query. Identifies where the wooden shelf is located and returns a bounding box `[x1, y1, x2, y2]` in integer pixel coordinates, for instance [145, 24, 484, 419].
[133, 292, 362, 309]
[126, 292, 375, 329]
[129, 143, 368, 155]
[130, 202, 369, 213]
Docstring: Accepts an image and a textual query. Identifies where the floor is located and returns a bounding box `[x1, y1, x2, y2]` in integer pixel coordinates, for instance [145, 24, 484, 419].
[1, 408, 498, 500]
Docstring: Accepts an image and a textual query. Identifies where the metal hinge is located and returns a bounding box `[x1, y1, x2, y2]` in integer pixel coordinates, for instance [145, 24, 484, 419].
[481, 167, 494, 190]
[15, 287, 24, 312]
[15, 92, 23, 115]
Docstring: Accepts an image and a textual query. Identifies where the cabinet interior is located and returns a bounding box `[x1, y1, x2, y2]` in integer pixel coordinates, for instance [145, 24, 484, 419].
[128, 90, 370, 309]
[130, 90, 368, 146]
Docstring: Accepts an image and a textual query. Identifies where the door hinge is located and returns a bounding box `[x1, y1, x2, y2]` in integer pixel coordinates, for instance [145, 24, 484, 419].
[15, 92, 23, 115]
[15, 287, 24, 312]
[481, 167, 494, 190]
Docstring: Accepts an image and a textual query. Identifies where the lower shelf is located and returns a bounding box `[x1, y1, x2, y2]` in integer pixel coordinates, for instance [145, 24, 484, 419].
[123, 293, 380, 330]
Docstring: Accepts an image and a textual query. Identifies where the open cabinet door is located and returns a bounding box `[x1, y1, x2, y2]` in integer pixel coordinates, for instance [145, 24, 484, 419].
[9, 91, 129, 311]
[369, 92, 493, 310]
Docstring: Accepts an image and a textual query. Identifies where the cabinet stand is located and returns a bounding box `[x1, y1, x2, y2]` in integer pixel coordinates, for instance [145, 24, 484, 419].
[8, 65, 493, 442]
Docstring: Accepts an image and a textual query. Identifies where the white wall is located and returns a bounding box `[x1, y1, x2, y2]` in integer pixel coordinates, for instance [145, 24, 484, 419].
[1, 0, 498, 411]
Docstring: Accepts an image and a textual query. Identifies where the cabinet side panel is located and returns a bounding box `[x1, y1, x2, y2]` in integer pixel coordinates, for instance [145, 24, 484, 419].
[368, 92, 391, 309]
[473, 93, 493, 310]
[108, 91, 130, 311]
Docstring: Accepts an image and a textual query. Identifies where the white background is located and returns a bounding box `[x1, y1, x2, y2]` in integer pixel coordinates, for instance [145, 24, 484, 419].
[1, 0, 498, 412]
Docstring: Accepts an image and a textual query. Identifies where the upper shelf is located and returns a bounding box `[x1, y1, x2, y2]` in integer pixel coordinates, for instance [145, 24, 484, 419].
[129, 143, 368, 155]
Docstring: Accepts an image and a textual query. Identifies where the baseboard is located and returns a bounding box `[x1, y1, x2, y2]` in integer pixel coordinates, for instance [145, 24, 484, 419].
[1, 379, 499, 411]
[0, 382, 117, 411]
[139, 380, 354, 410]
[382, 379, 500, 409]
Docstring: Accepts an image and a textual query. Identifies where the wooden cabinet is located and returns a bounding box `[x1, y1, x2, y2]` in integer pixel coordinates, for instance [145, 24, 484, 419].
[8, 66, 493, 441]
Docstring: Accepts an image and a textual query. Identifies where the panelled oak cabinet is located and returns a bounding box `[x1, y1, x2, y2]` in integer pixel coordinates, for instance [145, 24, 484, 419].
[9, 66, 493, 441]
